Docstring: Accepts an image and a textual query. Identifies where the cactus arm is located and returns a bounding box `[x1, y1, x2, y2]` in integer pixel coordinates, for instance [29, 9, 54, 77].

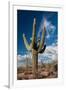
[30, 43, 32, 49]
[23, 33, 31, 51]
[38, 28, 46, 52]
[38, 18, 46, 51]
[38, 45, 46, 53]
[32, 17, 36, 48]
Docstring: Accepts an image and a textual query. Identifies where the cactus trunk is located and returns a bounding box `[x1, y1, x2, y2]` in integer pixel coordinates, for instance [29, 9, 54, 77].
[32, 49, 38, 78]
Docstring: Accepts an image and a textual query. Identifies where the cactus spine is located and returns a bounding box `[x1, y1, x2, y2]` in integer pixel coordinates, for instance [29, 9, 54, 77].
[23, 17, 46, 78]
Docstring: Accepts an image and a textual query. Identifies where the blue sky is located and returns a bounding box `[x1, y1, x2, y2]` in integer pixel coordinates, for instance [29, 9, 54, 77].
[17, 10, 58, 55]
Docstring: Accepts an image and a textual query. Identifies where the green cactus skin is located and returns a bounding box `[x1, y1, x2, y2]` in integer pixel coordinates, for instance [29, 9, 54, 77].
[23, 17, 46, 78]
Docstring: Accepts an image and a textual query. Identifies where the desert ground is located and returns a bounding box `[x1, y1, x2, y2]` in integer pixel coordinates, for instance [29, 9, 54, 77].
[17, 60, 58, 80]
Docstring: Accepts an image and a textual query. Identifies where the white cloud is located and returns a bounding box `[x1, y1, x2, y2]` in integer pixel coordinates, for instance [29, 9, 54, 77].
[17, 52, 32, 61]
[38, 16, 56, 39]
[17, 55, 23, 61]
[38, 44, 58, 63]
[17, 53, 32, 67]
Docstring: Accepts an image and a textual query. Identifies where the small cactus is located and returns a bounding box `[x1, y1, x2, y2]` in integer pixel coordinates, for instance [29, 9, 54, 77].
[23, 17, 46, 78]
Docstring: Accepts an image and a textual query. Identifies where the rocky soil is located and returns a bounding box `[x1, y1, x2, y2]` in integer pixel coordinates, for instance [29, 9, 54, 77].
[17, 61, 58, 80]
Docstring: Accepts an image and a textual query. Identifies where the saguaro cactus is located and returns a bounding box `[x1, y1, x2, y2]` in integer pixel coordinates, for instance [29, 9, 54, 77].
[23, 17, 46, 78]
